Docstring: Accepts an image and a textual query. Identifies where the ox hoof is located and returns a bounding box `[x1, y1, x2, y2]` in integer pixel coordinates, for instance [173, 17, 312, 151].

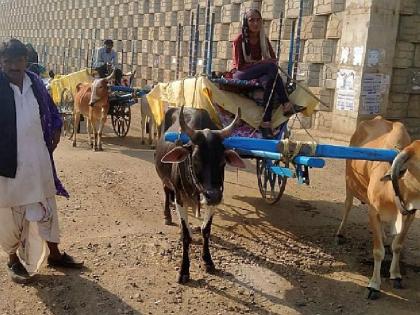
[202, 262, 216, 274]
[164, 218, 173, 226]
[72, 142, 76, 147]
[392, 278, 403, 289]
[367, 288, 380, 300]
[335, 235, 346, 245]
[177, 273, 190, 284]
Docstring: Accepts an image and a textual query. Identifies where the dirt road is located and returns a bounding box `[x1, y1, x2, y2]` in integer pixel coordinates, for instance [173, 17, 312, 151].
[1, 109, 419, 315]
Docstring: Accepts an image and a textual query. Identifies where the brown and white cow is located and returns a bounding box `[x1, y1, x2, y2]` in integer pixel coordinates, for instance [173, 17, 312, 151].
[72, 72, 114, 151]
[336, 116, 420, 299]
[155, 106, 246, 284]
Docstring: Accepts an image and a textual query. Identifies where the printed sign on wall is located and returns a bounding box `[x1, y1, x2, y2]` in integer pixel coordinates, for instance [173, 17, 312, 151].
[361, 74, 390, 115]
[336, 69, 356, 111]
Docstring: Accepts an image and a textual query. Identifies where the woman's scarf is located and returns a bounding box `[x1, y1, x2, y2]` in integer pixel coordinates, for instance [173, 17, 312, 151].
[241, 11, 272, 63]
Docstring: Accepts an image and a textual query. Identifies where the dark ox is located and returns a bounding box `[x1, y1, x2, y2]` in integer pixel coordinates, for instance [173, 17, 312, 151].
[155, 106, 245, 284]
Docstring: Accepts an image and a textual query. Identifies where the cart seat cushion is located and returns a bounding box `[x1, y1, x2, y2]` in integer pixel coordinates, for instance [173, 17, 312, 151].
[211, 77, 262, 93]
[212, 77, 287, 107]
[215, 105, 288, 139]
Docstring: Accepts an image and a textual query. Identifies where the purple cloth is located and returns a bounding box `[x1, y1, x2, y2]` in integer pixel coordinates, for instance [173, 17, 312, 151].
[232, 62, 288, 103]
[232, 62, 288, 122]
[26, 71, 69, 198]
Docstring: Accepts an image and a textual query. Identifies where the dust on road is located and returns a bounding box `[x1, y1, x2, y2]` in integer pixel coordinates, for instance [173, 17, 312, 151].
[1, 109, 419, 315]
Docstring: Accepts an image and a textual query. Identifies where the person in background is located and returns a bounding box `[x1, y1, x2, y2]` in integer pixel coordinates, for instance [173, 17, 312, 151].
[0, 39, 83, 284]
[231, 9, 293, 138]
[93, 39, 122, 85]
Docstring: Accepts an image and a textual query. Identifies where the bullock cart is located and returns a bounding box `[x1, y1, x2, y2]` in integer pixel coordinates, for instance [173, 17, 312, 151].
[152, 76, 399, 205]
[48, 69, 148, 138]
[147, 75, 326, 204]
[108, 85, 151, 137]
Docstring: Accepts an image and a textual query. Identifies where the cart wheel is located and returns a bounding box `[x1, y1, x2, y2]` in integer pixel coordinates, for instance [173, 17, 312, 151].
[256, 158, 289, 204]
[111, 104, 131, 137]
[59, 88, 75, 138]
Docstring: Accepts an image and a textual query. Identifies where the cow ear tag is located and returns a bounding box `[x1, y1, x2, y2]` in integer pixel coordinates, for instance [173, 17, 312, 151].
[161, 147, 190, 163]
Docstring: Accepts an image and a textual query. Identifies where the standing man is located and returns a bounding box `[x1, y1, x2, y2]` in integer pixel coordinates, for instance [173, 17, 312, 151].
[0, 39, 83, 283]
[93, 39, 122, 85]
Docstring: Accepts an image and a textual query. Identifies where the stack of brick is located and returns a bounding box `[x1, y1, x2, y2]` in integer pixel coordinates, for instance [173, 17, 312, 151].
[0, 0, 349, 133]
[388, 1, 420, 137]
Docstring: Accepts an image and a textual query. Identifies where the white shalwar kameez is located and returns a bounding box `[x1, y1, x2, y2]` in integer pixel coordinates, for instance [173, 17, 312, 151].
[0, 74, 60, 273]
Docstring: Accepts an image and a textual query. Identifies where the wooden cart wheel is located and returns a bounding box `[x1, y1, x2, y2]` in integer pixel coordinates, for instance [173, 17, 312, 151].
[111, 104, 131, 137]
[256, 158, 289, 205]
[59, 88, 75, 139]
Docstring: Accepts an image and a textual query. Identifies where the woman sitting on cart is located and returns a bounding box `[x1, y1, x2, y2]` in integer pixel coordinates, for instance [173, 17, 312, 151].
[231, 9, 293, 138]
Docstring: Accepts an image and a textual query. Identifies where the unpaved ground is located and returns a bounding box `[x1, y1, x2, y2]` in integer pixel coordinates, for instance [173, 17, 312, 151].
[1, 106, 420, 315]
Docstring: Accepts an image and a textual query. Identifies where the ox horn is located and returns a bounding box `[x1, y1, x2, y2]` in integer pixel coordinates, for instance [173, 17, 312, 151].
[219, 107, 241, 138]
[390, 150, 410, 181]
[105, 69, 116, 81]
[179, 105, 196, 139]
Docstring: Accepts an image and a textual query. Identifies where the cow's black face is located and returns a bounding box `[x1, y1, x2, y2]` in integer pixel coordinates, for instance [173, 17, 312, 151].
[160, 106, 246, 206]
[161, 130, 246, 206]
[191, 130, 226, 206]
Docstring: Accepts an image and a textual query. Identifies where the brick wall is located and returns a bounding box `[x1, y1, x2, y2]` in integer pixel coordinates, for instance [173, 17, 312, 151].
[389, 0, 420, 138]
[0, 0, 417, 138]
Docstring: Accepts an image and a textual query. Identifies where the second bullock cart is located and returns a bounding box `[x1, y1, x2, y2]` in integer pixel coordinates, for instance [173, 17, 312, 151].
[48, 69, 145, 138]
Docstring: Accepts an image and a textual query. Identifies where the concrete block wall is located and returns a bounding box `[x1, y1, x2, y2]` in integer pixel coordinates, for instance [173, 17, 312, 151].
[389, 1, 420, 138]
[0, 0, 343, 134]
[0, 0, 417, 139]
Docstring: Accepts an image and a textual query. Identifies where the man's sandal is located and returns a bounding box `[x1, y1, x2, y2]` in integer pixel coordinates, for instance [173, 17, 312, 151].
[7, 261, 30, 283]
[47, 252, 84, 269]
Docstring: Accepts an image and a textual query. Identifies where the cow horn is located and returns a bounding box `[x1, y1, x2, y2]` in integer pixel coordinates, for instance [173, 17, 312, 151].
[179, 106, 196, 139]
[105, 69, 116, 81]
[219, 107, 241, 138]
[390, 150, 410, 181]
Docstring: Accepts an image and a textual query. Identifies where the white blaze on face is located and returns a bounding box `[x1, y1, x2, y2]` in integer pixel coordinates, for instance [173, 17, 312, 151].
[89, 79, 106, 105]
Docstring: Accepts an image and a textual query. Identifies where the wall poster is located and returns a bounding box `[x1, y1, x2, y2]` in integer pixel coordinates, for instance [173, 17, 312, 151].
[361, 73, 389, 115]
[336, 69, 355, 111]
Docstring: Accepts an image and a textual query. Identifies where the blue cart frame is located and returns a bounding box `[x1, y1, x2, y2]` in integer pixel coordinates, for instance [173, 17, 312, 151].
[164, 131, 398, 204]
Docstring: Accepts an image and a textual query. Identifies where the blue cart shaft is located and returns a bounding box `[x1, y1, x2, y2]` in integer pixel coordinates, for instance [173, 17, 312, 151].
[314, 144, 398, 162]
[223, 137, 280, 153]
[238, 149, 281, 161]
[164, 133, 398, 163]
[226, 137, 398, 162]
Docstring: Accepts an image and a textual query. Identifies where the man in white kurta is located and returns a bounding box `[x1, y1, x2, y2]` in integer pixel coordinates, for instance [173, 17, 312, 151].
[0, 39, 83, 283]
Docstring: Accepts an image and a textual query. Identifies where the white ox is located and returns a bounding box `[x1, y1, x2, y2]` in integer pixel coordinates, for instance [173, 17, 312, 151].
[336, 116, 420, 299]
[139, 95, 157, 145]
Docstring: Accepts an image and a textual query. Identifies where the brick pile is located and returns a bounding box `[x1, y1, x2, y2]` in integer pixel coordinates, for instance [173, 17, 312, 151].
[2, 0, 417, 137]
[389, 0, 420, 137]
